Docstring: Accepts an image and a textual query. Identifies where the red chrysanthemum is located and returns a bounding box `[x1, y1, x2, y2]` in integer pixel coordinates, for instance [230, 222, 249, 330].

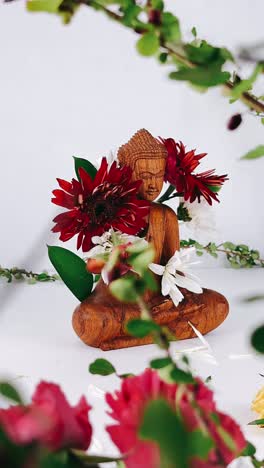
[160, 137, 228, 205]
[51, 158, 150, 252]
[106, 369, 246, 468]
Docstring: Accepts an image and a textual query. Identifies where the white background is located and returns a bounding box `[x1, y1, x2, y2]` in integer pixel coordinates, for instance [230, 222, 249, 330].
[0, 0, 263, 269]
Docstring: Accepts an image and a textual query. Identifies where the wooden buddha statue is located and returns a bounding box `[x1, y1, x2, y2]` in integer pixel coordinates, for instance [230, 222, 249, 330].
[72, 129, 229, 351]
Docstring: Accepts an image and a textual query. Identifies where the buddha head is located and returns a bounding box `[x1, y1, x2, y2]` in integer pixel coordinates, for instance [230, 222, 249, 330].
[117, 129, 167, 202]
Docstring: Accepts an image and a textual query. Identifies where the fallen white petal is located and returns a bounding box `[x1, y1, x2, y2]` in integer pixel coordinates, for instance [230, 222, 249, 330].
[188, 321, 212, 352]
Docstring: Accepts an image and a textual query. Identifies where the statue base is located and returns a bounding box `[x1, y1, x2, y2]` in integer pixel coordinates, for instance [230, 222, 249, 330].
[72, 282, 229, 351]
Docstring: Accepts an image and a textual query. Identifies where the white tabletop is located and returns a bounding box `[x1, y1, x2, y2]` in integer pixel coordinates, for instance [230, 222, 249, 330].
[0, 268, 264, 461]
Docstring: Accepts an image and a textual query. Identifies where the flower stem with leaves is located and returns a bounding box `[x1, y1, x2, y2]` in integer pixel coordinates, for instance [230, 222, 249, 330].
[180, 239, 264, 268]
[33, 0, 264, 116]
[0, 266, 59, 284]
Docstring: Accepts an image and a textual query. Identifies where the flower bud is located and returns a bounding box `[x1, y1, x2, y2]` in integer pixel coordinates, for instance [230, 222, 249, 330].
[227, 113, 242, 130]
[148, 9, 161, 25]
[86, 258, 105, 274]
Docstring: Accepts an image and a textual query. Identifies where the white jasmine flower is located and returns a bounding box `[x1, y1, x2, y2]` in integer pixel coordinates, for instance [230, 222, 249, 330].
[85, 228, 146, 259]
[149, 248, 203, 307]
[180, 198, 217, 244]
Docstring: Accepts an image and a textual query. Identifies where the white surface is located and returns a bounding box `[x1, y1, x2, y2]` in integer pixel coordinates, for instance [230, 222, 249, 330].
[1, 268, 264, 458]
[0, 1, 264, 270]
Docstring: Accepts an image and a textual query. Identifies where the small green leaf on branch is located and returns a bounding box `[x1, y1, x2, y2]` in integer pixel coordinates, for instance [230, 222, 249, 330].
[0, 382, 23, 404]
[126, 318, 160, 338]
[136, 32, 159, 56]
[27, 0, 63, 13]
[251, 325, 264, 354]
[150, 357, 172, 369]
[241, 145, 264, 160]
[170, 367, 195, 384]
[248, 418, 264, 426]
[89, 359, 116, 376]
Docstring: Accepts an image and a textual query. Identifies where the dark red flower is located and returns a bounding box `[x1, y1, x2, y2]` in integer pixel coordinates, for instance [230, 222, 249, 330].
[160, 137, 228, 205]
[0, 381, 92, 451]
[184, 170, 228, 205]
[106, 369, 246, 468]
[51, 158, 150, 252]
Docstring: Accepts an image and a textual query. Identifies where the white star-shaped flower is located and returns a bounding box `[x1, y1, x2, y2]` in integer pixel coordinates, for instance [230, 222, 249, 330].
[149, 248, 203, 307]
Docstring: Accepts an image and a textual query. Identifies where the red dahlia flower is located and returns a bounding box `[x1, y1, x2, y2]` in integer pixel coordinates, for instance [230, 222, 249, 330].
[0, 381, 92, 451]
[52, 158, 150, 252]
[106, 369, 246, 468]
[160, 137, 228, 205]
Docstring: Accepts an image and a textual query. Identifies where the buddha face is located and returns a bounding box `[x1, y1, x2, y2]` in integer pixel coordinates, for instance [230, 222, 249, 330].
[133, 157, 166, 201]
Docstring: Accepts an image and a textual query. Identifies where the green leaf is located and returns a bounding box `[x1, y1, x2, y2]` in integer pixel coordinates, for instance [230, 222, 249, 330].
[248, 418, 264, 426]
[261, 118, 264, 125]
[170, 66, 230, 87]
[251, 325, 264, 353]
[223, 242, 236, 250]
[231, 64, 263, 100]
[220, 47, 234, 62]
[129, 247, 155, 275]
[139, 399, 189, 468]
[207, 184, 221, 193]
[185, 41, 219, 65]
[191, 26, 197, 38]
[126, 318, 160, 337]
[142, 270, 158, 292]
[73, 157, 97, 182]
[161, 12, 181, 42]
[48, 246, 93, 302]
[170, 367, 195, 384]
[40, 451, 71, 468]
[89, 358, 116, 376]
[109, 277, 138, 302]
[241, 441, 256, 456]
[150, 0, 164, 10]
[122, 4, 141, 27]
[0, 382, 23, 404]
[118, 373, 135, 379]
[244, 294, 264, 303]
[241, 145, 264, 160]
[189, 430, 214, 459]
[150, 357, 172, 369]
[27, 0, 63, 13]
[196, 251, 203, 257]
[159, 52, 168, 64]
[136, 32, 159, 56]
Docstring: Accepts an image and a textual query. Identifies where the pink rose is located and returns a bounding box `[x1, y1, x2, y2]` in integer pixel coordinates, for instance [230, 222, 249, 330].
[0, 381, 92, 451]
[106, 369, 246, 467]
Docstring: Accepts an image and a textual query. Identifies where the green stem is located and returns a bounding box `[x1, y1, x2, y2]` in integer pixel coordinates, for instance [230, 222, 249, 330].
[136, 295, 175, 359]
[157, 184, 176, 203]
[181, 239, 264, 268]
[84, 0, 264, 114]
[0, 266, 59, 283]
